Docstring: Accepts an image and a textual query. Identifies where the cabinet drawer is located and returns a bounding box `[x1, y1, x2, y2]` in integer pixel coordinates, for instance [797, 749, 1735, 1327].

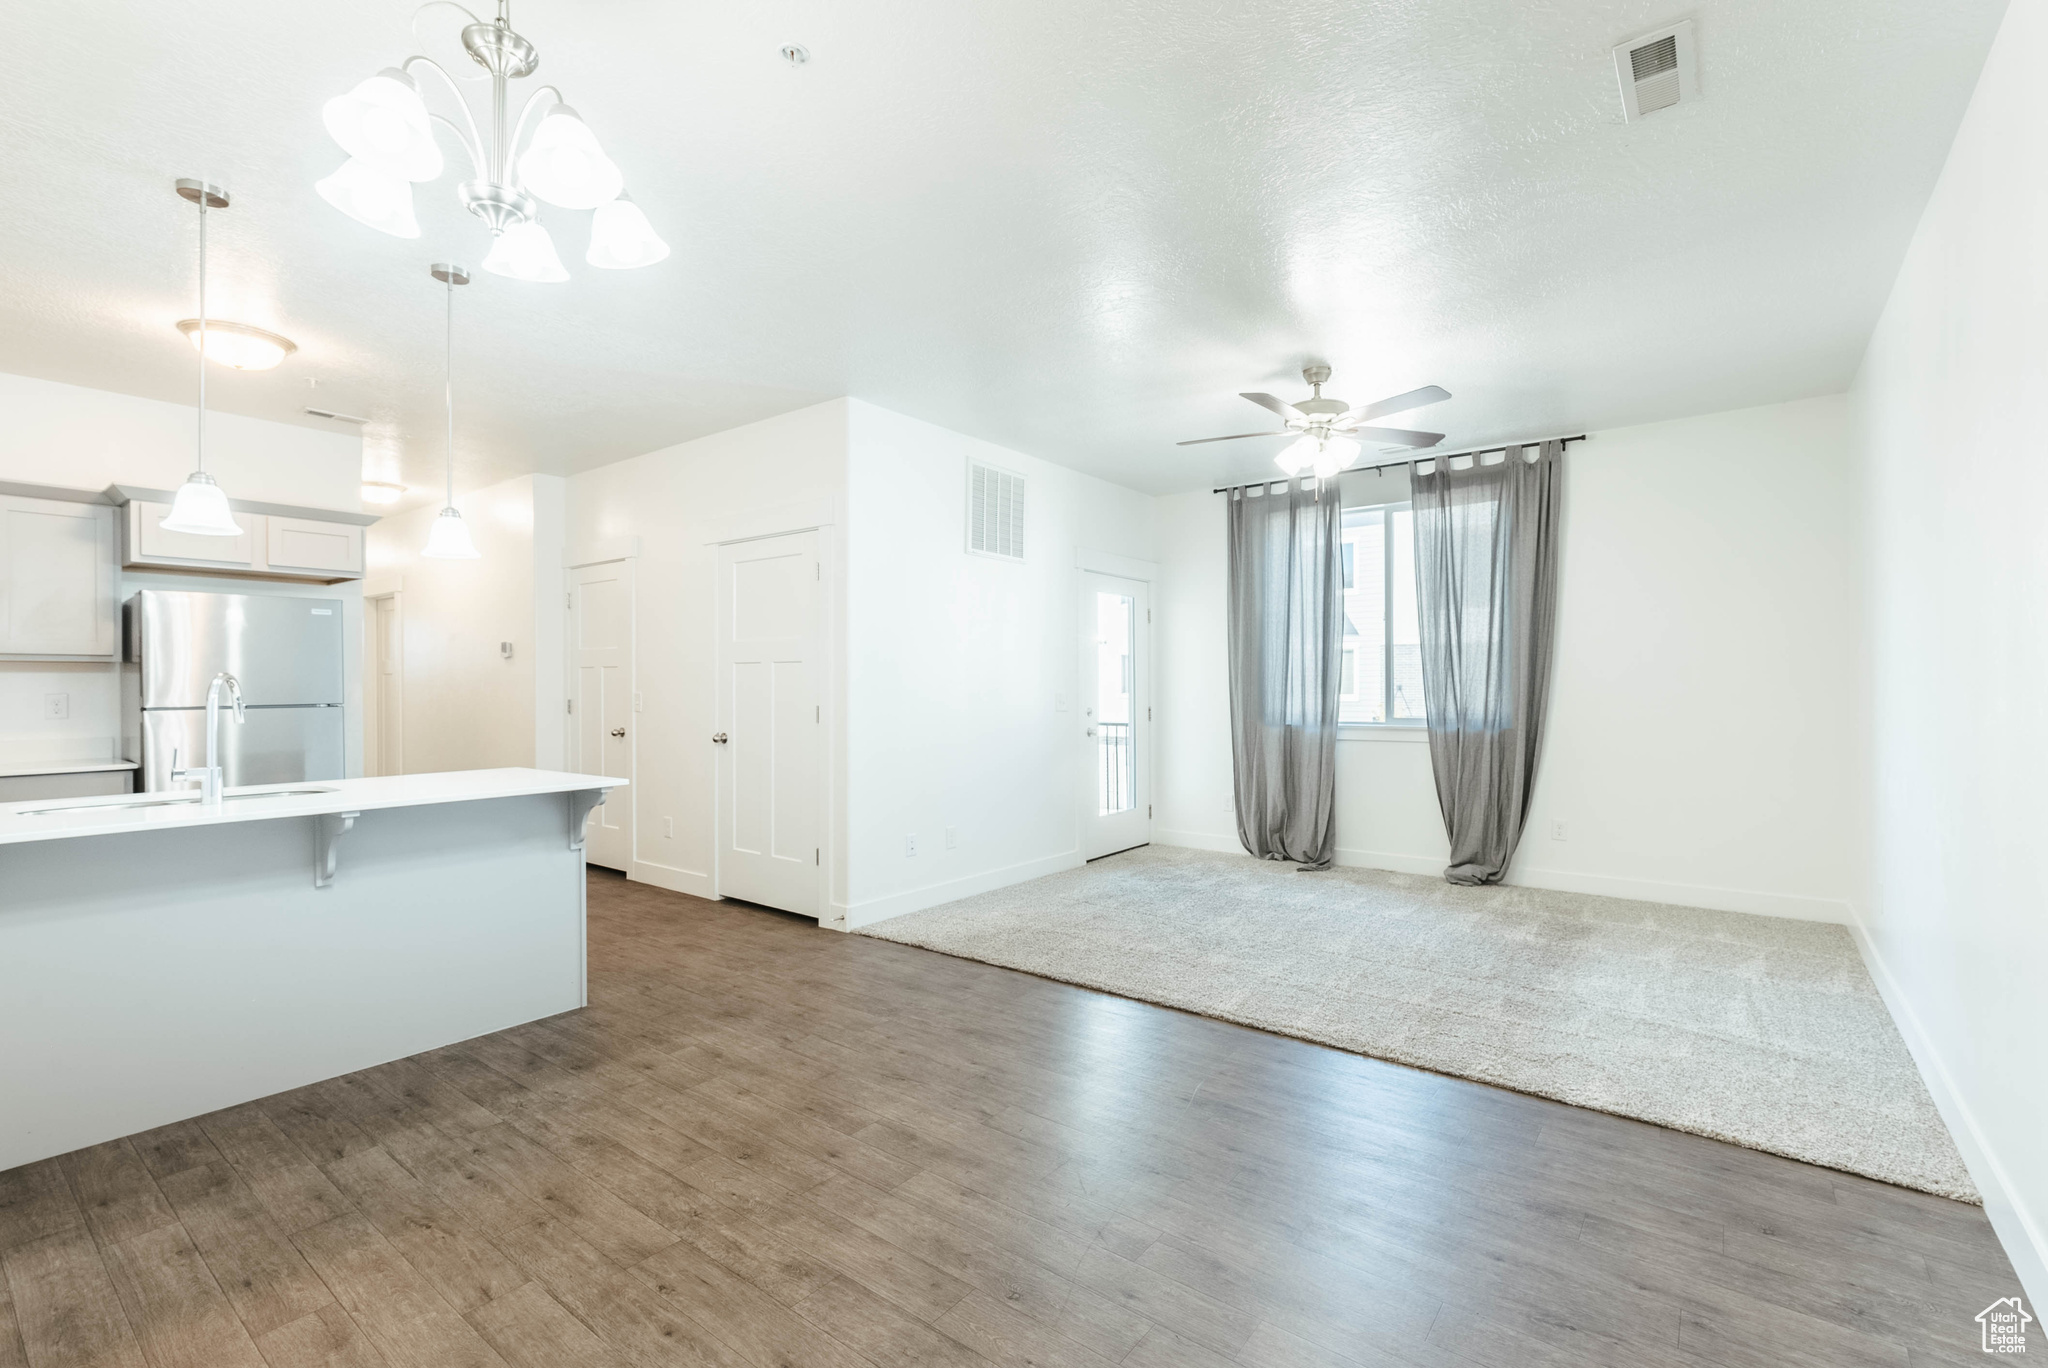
[264, 516, 364, 577]
[0, 495, 117, 658]
[128, 500, 262, 569]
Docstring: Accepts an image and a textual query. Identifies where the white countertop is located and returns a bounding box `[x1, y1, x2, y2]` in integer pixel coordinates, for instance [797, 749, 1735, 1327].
[0, 759, 140, 778]
[0, 768, 623, 847]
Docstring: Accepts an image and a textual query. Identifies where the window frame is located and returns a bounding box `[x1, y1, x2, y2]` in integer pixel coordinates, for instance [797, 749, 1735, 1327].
[1339, 499, 1428, 732]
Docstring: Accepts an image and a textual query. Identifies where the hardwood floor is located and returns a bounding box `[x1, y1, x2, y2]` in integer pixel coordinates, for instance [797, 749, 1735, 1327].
[0, 869, 2033, 1368]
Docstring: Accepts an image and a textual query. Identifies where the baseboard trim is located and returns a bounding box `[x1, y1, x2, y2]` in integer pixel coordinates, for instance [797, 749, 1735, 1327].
[846, 850, 1085, 930]
[1849, 920, 2047, 1306]
[627, 860, 713, 900]
[1155, 832, 1850, 922]
[1153, 828, 1242, 855]
[1501, 865, 1853, 924]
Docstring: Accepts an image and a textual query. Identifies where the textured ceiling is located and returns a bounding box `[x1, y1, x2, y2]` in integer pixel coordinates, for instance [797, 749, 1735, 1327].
[0, 0, 2008, 505]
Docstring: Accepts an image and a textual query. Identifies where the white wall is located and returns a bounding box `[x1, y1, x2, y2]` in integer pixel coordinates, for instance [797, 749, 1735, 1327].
[842, 401, 1158, 927]
[1155, 393, 1860, 923]
[0, 371, 367, 776]
[0, 371, 361, 510]
[1849, 0, 2048, 1304]
[563, 401, 851, 907]
[364, 474, 565, 775]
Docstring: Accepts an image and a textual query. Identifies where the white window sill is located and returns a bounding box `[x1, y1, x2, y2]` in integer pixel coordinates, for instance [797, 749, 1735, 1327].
[1338, 725, 1430, 744]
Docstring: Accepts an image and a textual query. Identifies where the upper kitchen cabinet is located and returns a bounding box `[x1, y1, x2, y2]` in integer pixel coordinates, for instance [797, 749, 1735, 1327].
[114, 487, 373, 583]
[0, 493, 118, 659]
[127, 497, 261, 571]
[263, 515, 365, 578]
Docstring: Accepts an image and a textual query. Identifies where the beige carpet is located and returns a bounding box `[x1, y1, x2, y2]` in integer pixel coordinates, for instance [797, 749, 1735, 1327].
[860, 845, 1976, 1202]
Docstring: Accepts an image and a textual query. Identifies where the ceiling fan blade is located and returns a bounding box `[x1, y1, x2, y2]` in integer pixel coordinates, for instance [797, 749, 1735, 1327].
[1342, 426, 1445, 448]
[1175, 430, 1292, 446]
[1348, 385, 1451, 424]
[1240, 392, 1306, 421]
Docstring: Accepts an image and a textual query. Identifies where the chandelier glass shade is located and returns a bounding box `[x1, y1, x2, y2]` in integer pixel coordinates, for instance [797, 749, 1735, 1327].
[316, 157, 421, 238]
[323, 69, 442, 181]
[517, 106, 622, 210]
[482, 218, 569, 283]
[588, 193, 669, 269]
[319, 1, 666, 280]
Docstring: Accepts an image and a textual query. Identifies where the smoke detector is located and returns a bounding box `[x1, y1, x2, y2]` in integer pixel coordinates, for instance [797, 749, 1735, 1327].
[1613, 21, 1697, 121]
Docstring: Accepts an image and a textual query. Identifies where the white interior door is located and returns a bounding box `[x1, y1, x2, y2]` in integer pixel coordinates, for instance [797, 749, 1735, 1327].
[1082, 571, 1150, 860]
[716, 531, 822, 916]
[569, 560, 634, 872]
[370, 594, 402, 776]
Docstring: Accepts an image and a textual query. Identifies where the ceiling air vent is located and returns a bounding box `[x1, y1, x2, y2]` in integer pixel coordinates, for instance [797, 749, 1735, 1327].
[967, 459, 1025, 561]
[1614, 21, 1697, 121]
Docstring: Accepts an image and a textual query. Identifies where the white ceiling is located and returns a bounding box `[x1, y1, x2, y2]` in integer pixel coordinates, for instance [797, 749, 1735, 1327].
[0, 0, 2007, 505]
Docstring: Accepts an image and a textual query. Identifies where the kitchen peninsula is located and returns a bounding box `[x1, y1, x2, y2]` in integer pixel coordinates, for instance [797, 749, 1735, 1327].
[0, 768, 620, 1170]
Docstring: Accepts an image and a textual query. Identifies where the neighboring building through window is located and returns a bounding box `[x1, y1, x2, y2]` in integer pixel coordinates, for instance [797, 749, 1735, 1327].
[1339, 503, 1426, 725]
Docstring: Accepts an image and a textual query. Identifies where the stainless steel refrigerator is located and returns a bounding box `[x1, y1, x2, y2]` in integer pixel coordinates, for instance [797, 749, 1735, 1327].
[126, 590, 346, 792]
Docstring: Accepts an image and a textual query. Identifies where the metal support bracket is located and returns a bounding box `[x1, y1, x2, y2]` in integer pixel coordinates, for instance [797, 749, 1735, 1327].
[315, 811, 360, 888]
[568, 788, 609, 850]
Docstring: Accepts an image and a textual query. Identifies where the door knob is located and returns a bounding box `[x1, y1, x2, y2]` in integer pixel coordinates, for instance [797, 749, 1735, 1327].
[610, 727, 626, 738]
[712, 732, 728, 744]
[1087, 727, 1097, 738]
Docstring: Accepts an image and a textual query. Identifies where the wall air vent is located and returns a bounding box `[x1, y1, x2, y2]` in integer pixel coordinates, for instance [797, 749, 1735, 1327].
[1614, 20, 1697, 121]
[967, 459, 1025, 561]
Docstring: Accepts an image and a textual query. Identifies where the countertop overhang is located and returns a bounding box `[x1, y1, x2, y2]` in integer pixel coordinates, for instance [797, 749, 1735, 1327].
[0, 768, 624, 847]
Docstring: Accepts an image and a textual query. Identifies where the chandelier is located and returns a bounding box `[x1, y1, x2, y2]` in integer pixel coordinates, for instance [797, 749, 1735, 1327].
[316, 0, 668, 282]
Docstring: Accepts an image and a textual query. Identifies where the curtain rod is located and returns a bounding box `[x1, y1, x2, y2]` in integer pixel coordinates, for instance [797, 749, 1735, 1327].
[1210, 433, 1588, 494]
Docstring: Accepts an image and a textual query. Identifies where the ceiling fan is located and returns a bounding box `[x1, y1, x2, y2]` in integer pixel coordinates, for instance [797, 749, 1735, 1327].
[1179, 366, 1450, 479]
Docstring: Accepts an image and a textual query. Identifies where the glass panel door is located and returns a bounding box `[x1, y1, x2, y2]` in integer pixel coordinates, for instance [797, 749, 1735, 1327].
[1081, 571, 1149, 859]
[1092, 590, 1135, 815]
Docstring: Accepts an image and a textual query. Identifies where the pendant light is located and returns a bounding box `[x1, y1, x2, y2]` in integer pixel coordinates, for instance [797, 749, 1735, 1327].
[161, 179, 244, 538]
[420, 263, 481, 560]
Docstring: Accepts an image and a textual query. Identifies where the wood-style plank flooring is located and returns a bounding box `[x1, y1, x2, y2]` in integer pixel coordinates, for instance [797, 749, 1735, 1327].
[0, 869, 2033, 1368]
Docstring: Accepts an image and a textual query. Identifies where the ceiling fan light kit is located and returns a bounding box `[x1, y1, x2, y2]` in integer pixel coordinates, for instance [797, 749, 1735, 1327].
[1180, 368, 1451, 480]
[319, 0, 666, 281]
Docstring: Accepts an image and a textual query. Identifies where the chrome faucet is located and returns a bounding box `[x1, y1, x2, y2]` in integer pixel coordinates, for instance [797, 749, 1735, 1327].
[170, 672, 245, 808]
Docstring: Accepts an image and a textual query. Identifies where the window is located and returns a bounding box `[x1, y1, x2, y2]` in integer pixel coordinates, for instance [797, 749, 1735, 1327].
[1339, 503, 1426, 725]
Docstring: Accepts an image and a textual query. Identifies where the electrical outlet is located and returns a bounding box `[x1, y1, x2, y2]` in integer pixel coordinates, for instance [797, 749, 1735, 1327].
[945, 826, 958, 850]
[905, 834, 918, 858]
[1551, 819, 1568, 841]
[43, 693, 68, 720]
[1055, 692, 1068, 712]
[663, 816, 674, 840]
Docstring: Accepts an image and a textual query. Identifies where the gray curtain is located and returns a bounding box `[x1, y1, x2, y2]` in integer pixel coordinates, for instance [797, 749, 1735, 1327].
[1226, 479, 1344, 868]
[1410, 440, 1563, 884]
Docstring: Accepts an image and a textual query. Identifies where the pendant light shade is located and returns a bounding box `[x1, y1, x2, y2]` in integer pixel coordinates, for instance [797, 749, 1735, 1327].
[316, 158, 421, 239]
[517, 105, 623, 209]
[421, 506, 481, 559]
[166, 178, 244, 537]
[587, 192, 670, 269]
[482, 219, 569, 282]
[420, 262, 481, 561]
[323, 68, 442, 181]
[161, 471, 243, 537]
